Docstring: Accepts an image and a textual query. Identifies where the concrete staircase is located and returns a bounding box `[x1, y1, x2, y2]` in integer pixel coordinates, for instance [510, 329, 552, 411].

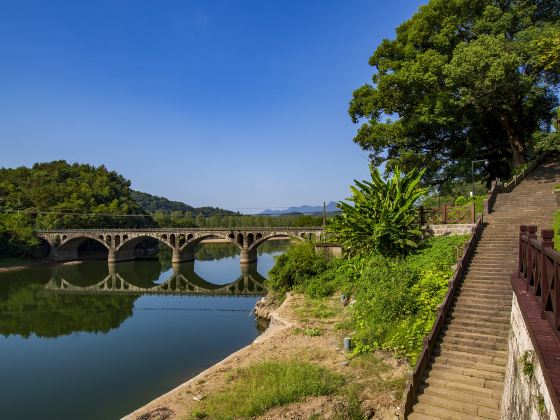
[409, 158, 560, 420]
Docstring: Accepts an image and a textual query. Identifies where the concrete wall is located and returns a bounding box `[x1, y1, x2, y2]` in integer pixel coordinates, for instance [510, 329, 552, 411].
[424, 223, 475, 236]
[314, 244, 343, 258]
[501, 294, 558, 420]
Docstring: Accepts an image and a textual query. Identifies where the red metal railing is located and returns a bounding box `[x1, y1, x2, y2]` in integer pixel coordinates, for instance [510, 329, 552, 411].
[517, 225, 560, 336]
[418, 203, 477, 225]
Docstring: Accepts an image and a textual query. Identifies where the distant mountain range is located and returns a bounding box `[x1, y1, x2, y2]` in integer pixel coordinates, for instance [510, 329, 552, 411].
[258, 201, 339, 216]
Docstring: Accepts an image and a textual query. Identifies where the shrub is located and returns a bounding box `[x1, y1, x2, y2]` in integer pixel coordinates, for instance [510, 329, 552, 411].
[349, 235, 467, 361]
[328, 165, 427, 257]
[267, 242, 331, 294]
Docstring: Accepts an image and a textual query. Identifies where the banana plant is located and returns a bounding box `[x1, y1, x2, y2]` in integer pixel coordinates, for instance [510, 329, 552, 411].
[329, 165, 427, 256]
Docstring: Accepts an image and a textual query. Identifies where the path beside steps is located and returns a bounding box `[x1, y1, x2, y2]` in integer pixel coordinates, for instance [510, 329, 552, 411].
[409, 159, 560, 419]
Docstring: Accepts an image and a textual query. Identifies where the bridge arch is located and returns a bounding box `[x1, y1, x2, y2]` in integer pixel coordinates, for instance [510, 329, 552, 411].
[115, 233, 174, 253]
[178, 233, 241, 252]
[246, 232, 305, 253]
[52, 235, 110, 261]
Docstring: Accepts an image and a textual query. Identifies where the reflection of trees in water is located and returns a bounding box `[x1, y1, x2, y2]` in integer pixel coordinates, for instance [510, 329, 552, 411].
[195, 242, 239, 260]
[257, 239, 291, 255]
[0, 254, 272, 339]
[195, 239, 291, 261]
[0, 267, 136, 338]
[139, 239, 291, 263]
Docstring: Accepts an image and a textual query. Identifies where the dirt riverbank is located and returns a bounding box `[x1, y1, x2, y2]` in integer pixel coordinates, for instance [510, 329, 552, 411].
[0, 259, 67, 273]
[125, 293, 408, 420]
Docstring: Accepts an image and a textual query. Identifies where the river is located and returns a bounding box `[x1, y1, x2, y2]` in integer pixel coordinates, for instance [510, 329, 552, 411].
[0, 240, 289, 420]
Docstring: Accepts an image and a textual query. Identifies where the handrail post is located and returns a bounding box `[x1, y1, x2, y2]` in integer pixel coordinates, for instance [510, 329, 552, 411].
[443, 204, 447, 224]
[519, 225, 528, 275]
[528, 225, 538, 240]
[542, 229, 554, 249]
[471, 203, 476, 223]
[540, 229, 554, 319]
[527, 225, 538, 291]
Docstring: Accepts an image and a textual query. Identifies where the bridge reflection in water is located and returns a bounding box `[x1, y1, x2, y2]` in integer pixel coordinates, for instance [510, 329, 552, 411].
[45, 261, 267, 297]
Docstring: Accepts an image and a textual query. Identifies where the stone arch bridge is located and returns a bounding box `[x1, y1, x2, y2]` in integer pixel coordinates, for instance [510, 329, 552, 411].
[37, 227, 324, 264]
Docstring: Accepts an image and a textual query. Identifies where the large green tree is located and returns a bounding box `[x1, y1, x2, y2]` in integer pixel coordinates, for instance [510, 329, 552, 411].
[349, 0, 560, 188]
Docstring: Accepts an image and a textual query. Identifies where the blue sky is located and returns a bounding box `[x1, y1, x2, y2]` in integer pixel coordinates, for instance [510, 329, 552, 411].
[0, 0, 426, 212]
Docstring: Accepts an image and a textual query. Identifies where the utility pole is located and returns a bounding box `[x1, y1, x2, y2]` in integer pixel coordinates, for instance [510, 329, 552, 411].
[471, 159, 489, 197]
[323, 202, 327, 228]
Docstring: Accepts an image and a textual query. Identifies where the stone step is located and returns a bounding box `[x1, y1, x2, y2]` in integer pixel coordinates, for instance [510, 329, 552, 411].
[470, 257, 516, 263]
[412, 401, 491, 420]
[416, 394, 492, 419]
[455, 289, 512, 300]
[455, 291, 511, 300]
[460, 277, 512, 284]
[466, 262, 515, 269]
[432, 349, 507, 366]
[465, 269, 512, 276]
[408, 412, 440, 420]
[439, 334, 507, 351]
[452, 296, 511, 307]
[430, 360, 505, 382]
[423, 373, 503, 399]
[448, 313, 510, 327]
[426, 368, 504, 391]
[460, 279, 511, 287]
[437, 340, 508, 359]
[448, 318, 510, 332]
[432, 353, 506, 375]
[449, 306, 511, 318]
[451, 300, 511, 313]
[457, 289, 511, 297]
[419, 383, 501, 410]
[417, 391, 501, 419]
[442, 326, 507, 342]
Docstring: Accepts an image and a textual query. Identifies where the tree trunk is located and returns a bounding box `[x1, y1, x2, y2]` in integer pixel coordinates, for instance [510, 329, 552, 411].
[496, 111, 527, 167]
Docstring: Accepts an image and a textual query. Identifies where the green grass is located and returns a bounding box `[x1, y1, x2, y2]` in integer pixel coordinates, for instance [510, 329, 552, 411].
[295, 297, 337, 321]
[190, 361, 344, 419]
[349, 353, 407, 395]
[294, 327, 322, 337]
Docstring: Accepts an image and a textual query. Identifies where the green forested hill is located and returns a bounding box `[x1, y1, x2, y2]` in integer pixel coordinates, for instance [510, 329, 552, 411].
[130, 190, 197, 213]
[130, 190, 236, 217]
[0, 161, 151, 228]
[0, 161, 153, 255]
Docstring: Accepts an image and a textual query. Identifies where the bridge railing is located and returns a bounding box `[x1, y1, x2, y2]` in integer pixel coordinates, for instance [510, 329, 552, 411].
[37, 226, 325, 233]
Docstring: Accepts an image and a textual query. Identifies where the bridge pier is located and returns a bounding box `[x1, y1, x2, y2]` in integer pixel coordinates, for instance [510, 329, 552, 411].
[50, 246, 79, 262]
[172, 248, 195, 264]
[108, 249, 137, 263]
[240, 248, 257, 264]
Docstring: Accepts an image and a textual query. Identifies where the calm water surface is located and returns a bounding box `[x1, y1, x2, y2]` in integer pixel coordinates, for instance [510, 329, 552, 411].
[0, 240, 289, 420]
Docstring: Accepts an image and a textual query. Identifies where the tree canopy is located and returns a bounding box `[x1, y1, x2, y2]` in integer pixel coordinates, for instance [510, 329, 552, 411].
[0, 160, 151, 230]
[349, 0, 560, 189]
